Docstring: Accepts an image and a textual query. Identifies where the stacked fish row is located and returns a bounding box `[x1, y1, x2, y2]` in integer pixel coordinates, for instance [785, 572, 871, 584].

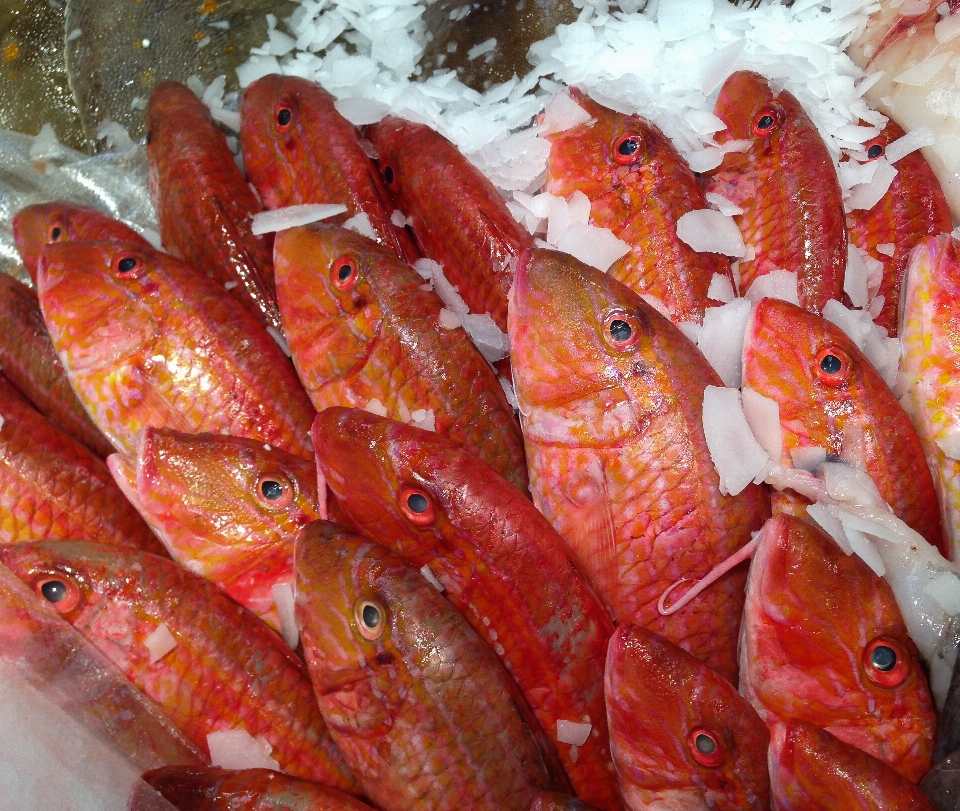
[0, 64, 955, 811]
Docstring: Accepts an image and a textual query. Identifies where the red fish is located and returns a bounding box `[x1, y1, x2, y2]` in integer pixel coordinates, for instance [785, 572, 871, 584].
[312, 407, 620, 810]
[239, 75, 418, 264]
[739, 514, 935, 782]
[705, 71, 847, 314]
[606, 624, 770, 810]
[508, 247, 768, 682]
[543, 88, 733, 324]
[146, 81, 282, 334]
[365, 115, 534, 332]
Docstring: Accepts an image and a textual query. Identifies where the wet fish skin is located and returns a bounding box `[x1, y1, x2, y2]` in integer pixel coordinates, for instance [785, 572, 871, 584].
[295, 520, 566, 811]
[920, 748, 960, 810]
[508, 247, 768, 682]
[705, 70, 847, 313]
[740, 514, 935, 783]
[312, 407, 621, 811]
[107, 427, 321, 630]
[274, 224, 527, 491]
[239, 75, 418, 264]
[543, 88, 732, 324]
[366, 115, 533, 332]
[0, 270, 114, 457]
[741, 296, 946, 556]
[146, 81, 282, 334]
[37, 240, 315, 460]
[0, 540, 359, 793]
[605, 624, 770, 811]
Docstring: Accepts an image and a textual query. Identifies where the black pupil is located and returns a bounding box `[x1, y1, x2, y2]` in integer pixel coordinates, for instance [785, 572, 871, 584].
[362, 603, 380, 628]
[260, 479, 283, 500]
[617, 136, 639, 156]
[117, 256, 138, 273]
[695, 734, 716, 755]
[146, 130, 153, 145]
[871, 645, 897, 672]
[609, 319, 632, 342]
[820, 354, 842, 375]
[406, 492, 429, 514]
[277, 108, 292, 126]
[757, 114, 774, 131]
[384, 165, 395, 185]
[50, 226, 62, 241]
[337, 263, 353, 282]
[41, 580, 68, 603]
[867, 143, 884, 159]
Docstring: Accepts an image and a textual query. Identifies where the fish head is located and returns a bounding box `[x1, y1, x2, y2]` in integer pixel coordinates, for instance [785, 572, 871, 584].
[273, 224, 384, 382]
[364, 115, 415, 196]
[37, 241, 161, 373]
[605, 623, 770, 809]
[145, 81, 211, 204]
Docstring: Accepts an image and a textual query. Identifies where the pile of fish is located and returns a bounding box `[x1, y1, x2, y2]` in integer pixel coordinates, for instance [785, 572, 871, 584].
[4, 26, 960, 810]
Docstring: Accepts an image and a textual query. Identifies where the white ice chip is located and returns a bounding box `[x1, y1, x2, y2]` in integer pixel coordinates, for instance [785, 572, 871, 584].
[676, 210, 745, 258]
[144, 623, 177, 663]
[741, 387, 781, 462]
[251, 204, 348, 235]
[557, 720, 592, 746]
[702, 386, 770, 496]
[539, 89, 595, 136]
[272, 583, 299, 649]
[207, 729, 280, 771]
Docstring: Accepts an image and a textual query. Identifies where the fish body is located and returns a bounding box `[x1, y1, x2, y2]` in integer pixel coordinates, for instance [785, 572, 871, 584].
[37, 240, 315, 459]
[605, 624, 770, 810]
[312, 407, 620, 810]
[0, 540, 358, 792]
[239, 75, 418, 264]
[705, 71, 846, 313]
[543, 89, 732, 324]
[295, 521, 566, 811]
[739, 514, 935, 783]
[845, 119, 952, 335]
[146, 81, 281, 333]
[274, 224, 526, 491]
[507, 247, 768, 682]
[365, 115, 533, 332]
[107, 427, 321, 629]
[742, 296, 946, 555]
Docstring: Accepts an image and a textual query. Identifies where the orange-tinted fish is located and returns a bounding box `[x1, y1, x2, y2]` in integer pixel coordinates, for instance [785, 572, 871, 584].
[543, 89, 732, 324]
[507, 248, 768, 682]
[606, 624, 770, 810]
[312, 408, 620, 810]
[274, 224, 527, 491]
[37, 240, 315, 460]
[705, 71, 847, 314]
[108, 427, 321, 629]
[239, 75, 418, 264]
[366, 115, 533, 332]
[741, 297, 946, 556]
[740, 514, 935, 783]
[295, 521, 567, 811]
[770, 720, 938, 809]
[146, 81, 282, 333]
[0, 540, 359, 792]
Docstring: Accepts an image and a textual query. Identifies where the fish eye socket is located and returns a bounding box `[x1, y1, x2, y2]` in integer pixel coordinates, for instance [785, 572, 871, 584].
[398, 485, 436, 526]
[688, 726, 724, 768]
[354, 599, 386, 640]
[146, 129, 153, 146]
[613, 133, 644, 165]
[255, 473, 294, 508]
[114, 254, 143, 276]
[34, 575, 81, 613]
[864, 636, 911, 688]
[276, 106, 292, 128]
[331, 255, 359, 292]
[48, 225, 62, 243]
[383, 165, 395, 186]
[815, 346, 853, 385]
[603, 313, 642, 352]
[864, 139, 885, 161]
[752, 107, 780, 137]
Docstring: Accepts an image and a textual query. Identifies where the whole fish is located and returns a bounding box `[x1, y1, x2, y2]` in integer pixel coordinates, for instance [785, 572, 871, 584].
[37, 240, 315, 460]
[0, 373, 162, 552]
[312, 407, 620, 811]
[107, 427, 321, 630]
[605, 624, 770, 810]
[507, 247, 768, 682]
[742, 296, 946, 556]
[0, 270, 114, 457]
[274, 224, 527, 491]
[12, 201, 152, 284]
[543, 88, 733, 324]
[770, 720, 937, 810]
[740, 513, 935, 783]
[0, 540, 359, 793]
[704, 71, 847, 313]
[146, 81, 282, 334]
[239, 75, 418, 264]
[137, 767, 374, 811]
[365, 115, 534, 332]
[295, 520, 567, 811]
[845, 119, 952, 335]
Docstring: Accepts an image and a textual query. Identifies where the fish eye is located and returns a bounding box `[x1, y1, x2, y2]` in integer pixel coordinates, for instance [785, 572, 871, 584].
[688, 726, 724, 768]
[864, 138, 885, 161]
[815, 346, 853, 386]
[276, 105, 293, 129]
[863, 636, 911, 688]
[113, 254, 144, 276]
[398, 485, 436, 526]
[752, 107, 780, 138]
[383, 164, 396, 187]
[255, 473, 294, 509]
[48, 224, 63, 243]
[613, 133, 645, 166]
[603, 312, 642, 352]
[146, 129, 153, 146]
[34, 575, 81, 614]
[331, 255, 359, 292]
[354, 598, 386, 640]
